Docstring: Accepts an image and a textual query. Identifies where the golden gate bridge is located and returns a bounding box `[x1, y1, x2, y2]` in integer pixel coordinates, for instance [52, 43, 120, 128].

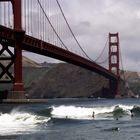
[0, 0, 124, 99]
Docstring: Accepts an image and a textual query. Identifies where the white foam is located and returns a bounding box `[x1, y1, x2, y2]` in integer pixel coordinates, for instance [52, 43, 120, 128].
[51, 104, 134, 120]
[51, 106, 94, 119]
[116, 104, 133, 110]
[0, 110, 50, 135]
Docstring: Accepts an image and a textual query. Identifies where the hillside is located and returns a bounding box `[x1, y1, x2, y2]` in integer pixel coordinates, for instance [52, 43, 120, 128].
[123, 71, 140, 96]
[22, 56, 42, 67]
[0, 56, 139, 98]
[24, 63, 139, 99]
[26, 63, 109, 98]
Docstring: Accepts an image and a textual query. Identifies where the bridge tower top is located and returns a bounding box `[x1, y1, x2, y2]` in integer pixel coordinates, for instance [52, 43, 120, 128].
[109, 33, 120, 78]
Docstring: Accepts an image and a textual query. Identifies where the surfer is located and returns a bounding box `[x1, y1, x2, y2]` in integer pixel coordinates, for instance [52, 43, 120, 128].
[92, 111, 95, 118]
[113, 105, 122, 120]
[115, 105, 119, 120]
[103, 127, 120, 132]
[114, 105, 119, 109]
[116, 117, 118, 120]
[130, 109, 134, 117]
[111, 127, 120, 131]
[130, 105, 139, 117]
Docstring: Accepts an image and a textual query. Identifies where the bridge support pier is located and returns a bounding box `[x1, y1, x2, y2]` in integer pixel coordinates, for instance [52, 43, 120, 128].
[12, 30, 26, 99]
[109, 79, 119, 97]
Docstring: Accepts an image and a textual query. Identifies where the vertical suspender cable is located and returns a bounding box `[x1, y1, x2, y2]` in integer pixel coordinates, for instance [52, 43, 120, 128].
[27, 0, 29, 34]
[31, 0, 32, 35]
[44, 1, 47, 41]
[49, 0, 51, 43]
[50, 0, 53, 43]
[55, 0, 58, 46]
[44, 0, 45, 39]
[34, 1, 37, 38]
[44, 0, 46, 41]
[56, 1, 58, 46]
[94, 38, 108, 62]
[48, 0, 50, 42]
[42, 0, 44, 40]
[28, 0, 30, 35]
[8, 2, 10, 27]
[40, 0, 42, 39]
[42, 0, 43, 40]
[38, 1, 39, 38]
[5, 2, 7, 26]
[11, 2, 13, 28]
[25, 0, 27, 30]
[120, 43, 126, 85]
[52, 0, 54, 44]
[39, 0, 41, 39]
[24, 0, 26, 30]
[4, 2, 6, 26]
[28, 0, 31, 35]
[53, 0, 56, 45]
[37, 0, 68, 50]
[26, 0, 27, 30]
[47, 0, 49, 42]
[0, 3, 1, 25]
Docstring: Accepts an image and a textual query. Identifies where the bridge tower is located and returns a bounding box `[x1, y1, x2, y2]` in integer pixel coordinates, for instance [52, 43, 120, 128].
[0, 0, 25, 99]
[108, 33, 120, 96]
[12, 0, 25, 99]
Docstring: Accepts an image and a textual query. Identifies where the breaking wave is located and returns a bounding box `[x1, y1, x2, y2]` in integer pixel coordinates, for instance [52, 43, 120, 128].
[51, 104, 138, 120]
[0, 108, 50, 135]
[1, 104, 140, 135]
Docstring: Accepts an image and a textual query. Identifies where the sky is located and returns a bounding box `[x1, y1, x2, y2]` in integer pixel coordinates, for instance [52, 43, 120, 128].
[1, 0, 140, 72]
[58, 0, 140, 72]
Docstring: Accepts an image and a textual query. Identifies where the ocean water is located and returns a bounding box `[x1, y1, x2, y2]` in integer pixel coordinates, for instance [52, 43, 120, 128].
[0, 98, 140, 140]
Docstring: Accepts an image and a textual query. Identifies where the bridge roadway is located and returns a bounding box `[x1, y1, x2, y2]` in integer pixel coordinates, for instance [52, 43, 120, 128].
[0, 25, 118, 80]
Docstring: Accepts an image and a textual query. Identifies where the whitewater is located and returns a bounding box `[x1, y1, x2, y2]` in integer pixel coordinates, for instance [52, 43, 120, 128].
[0, 98, 140, 140]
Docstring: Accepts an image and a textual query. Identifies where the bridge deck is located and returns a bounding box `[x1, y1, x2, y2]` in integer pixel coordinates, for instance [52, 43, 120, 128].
[0, 25, 118, 80]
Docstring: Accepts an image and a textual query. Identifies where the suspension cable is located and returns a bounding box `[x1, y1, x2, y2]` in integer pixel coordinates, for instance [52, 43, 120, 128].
[94, 37, 108, 62]
[8, 2, 10, 27]
[31, 0, 33, 35]
[95, 37, 114, 65]
[37, 0, 69, 50]
[119, 43, 126, 81]
[24, 0, 26, 31]
[4, 2, 6, 26]
[56, 0, 93, 61]
[118, 38, 127, 95]
[0, 3, 2, 25]
[96, 56, 109, 65]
